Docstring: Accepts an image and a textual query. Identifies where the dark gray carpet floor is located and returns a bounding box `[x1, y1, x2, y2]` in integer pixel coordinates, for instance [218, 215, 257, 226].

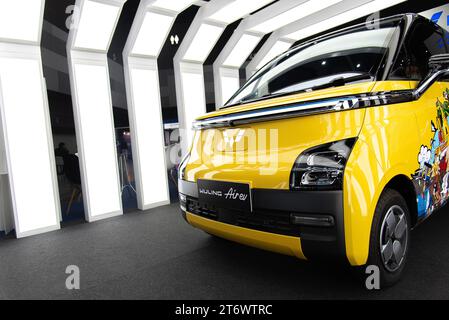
[0, 202, 448, 300]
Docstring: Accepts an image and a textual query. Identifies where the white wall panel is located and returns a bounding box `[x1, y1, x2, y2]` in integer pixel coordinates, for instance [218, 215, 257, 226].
[0, 0, 43, 43]
[220, 68, 240, 105]
[67, 0, 125, 221]
[0, 0, 61, 238]
[72, 62, 122, 219]
[128, 62, 169, 208]
[123, 0, 194, 210]
[0, 50, 60, 237]
[180, 64, 207, 150]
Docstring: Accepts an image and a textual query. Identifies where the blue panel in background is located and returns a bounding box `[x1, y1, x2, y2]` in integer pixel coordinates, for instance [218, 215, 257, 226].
[431, 11, 443, 23]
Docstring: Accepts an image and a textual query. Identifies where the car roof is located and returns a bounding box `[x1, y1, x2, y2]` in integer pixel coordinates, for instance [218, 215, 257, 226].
[287, 13, 417, 54]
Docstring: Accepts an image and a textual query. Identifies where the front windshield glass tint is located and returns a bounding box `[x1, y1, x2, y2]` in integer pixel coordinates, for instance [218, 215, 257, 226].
[226, 25, 398, 107]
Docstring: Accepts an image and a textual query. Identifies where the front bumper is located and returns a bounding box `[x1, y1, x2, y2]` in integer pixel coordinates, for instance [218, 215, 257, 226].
[179, 179, 347, 263]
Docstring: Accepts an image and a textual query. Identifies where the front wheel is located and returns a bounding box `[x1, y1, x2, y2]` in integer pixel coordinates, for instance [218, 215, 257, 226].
[366, 188, 411, 288]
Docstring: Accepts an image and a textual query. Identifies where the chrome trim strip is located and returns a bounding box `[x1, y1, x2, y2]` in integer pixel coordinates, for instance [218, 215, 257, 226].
[193, 91, 413, 130]
[193, 68, 449, 130]
[414, 69, 449, 99]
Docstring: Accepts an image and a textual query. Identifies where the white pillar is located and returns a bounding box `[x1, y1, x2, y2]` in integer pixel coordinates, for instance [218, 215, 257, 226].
[67, 0, 126, 222]
[123, 0, 195, 210]
[0, 0, 61, 237]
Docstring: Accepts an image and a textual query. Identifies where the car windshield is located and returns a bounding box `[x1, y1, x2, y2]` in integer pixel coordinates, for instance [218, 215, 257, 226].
[225, 24, 400, 107]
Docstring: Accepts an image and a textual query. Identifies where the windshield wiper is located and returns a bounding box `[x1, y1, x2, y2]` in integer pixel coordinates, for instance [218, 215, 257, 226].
[310, 73, 373, 91]
[224, 73, 373, 109]
[227, 91, 293, 108]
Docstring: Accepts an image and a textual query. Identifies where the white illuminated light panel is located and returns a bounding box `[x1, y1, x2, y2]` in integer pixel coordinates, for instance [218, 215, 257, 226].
[68, 0, 125, 221]
[128, 66, 169, 208]
[123, 0, 196, 210]
[223, 33, 262, 68]
[72, 63, 122, 217]
[180, 68, 207, 150]
[183, 23, 224, 62]
[209, 0, 274, 24]
[220, 70, 241, 104]
[74, 0, 121, 51]
[285, 0, 407, 40]
[250, 0, 343, 34]
[0, 0, 61, 238]
[0, 57, 60, 237]
[0, 0, 43, 43]
[131, 11, 174, 57]
[152, 0, 195, 12]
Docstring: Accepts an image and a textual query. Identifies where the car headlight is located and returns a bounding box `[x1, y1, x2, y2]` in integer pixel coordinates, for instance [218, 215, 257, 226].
[290, 138, 357, 191]
[178, 153, 191, 181]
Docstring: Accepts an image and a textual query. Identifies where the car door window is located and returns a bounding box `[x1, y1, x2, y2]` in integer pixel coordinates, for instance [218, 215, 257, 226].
[390, 21, 448, 81]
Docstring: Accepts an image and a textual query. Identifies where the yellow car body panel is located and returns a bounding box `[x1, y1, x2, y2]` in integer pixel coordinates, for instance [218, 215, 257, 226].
[186, 212, 306, 259]
[345, 81, 449, 265]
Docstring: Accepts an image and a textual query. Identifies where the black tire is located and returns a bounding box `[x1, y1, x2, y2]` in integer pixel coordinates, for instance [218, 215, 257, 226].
[366, 188, 411, 288]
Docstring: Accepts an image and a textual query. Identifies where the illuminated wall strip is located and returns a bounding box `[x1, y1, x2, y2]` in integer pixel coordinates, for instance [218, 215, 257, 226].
[125, 59, 169, 210]
[67, 0, 125, 222]
[208, 0, 274, 24]
[285, 0, 407, 41]
[123, 0, 195, 210]
[249, 0, 343, 34]
[219, 67, 241, 105]
[151, 0, 196, 12]
[0, 0, 61, 238]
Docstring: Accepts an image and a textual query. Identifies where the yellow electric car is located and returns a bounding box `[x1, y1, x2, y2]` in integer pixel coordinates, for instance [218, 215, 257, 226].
[178, 14, 449, 286]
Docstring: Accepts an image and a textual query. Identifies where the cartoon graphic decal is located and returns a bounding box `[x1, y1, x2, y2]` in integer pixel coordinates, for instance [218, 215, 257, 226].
[413, 89, 449, 218]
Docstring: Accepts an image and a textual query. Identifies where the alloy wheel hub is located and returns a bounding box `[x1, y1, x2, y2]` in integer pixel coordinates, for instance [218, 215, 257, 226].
[380, 205, 408, 272]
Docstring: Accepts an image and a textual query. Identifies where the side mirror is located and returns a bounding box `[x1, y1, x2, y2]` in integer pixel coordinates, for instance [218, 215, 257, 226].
[429, 53, 449, 70]
[415, 54, 449, 99]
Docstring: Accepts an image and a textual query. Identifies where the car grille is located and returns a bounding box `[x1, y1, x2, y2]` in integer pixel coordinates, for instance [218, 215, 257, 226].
[186, 198, 302, 237]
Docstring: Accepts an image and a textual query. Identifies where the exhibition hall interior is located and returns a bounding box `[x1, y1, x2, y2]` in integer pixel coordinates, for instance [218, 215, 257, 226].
[0, 0, 448, 300]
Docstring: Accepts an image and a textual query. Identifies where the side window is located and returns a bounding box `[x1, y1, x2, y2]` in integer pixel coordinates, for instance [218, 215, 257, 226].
[390, 21, 447, 81]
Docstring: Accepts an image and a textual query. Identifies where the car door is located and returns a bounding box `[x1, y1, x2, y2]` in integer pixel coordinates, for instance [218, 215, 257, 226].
[405, 20, 449, 218]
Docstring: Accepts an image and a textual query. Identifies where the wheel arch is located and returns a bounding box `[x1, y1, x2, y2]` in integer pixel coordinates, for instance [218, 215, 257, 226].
[383, 174, 418, 228]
